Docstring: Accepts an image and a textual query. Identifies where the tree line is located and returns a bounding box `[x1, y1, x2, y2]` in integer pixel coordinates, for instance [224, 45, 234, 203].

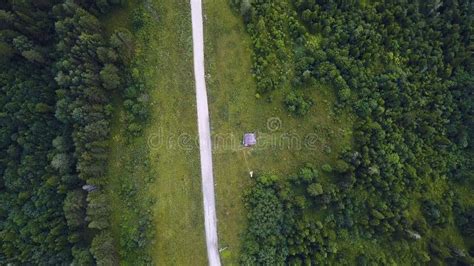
[0, 0, 149, 264]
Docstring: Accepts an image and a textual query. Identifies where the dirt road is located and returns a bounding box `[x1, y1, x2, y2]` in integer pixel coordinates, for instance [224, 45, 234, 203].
[190, 0, 221, 265]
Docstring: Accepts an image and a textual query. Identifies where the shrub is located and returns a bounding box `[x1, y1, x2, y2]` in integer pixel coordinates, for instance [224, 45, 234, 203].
[321, 164, 333, 173]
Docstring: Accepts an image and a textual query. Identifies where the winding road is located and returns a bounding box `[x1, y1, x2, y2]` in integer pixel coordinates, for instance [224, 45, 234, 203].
[190, 0, 221, 265]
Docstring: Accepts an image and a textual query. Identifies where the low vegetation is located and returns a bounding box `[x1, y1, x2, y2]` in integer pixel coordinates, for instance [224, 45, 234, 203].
[104, 0, 207, 264]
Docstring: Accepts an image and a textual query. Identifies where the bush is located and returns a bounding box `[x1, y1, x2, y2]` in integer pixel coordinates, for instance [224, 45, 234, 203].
[284, 91, 312, 116]
[131, 8, 146, 32]
[307, 183, 323, 196]
[321, 164, 333, 173]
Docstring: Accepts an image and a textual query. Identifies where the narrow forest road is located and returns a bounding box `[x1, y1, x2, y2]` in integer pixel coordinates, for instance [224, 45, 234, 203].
[190, 0, 221, 265]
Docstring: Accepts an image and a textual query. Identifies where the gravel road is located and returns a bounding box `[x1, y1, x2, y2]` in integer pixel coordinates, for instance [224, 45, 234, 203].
[190, 1, 221, 265]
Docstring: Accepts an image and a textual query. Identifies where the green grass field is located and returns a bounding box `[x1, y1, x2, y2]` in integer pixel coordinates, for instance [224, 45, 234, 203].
[104, 0, 207, 264]
[104, 0, 354, 264]
[203, 1, 353, 264]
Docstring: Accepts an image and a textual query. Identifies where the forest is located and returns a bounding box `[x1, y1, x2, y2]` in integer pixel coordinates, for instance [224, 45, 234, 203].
[0, 0, 149, 264]
[232, 0, 474, 264]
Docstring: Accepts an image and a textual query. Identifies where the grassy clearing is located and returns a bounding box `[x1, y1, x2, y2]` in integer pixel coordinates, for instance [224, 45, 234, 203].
[203, 1, 353, 264]
[103, 0, 207, 264]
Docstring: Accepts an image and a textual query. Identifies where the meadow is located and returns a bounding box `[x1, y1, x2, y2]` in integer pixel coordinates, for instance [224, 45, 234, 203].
[103, 0, 207, 264]
[203, 1, 353, 263]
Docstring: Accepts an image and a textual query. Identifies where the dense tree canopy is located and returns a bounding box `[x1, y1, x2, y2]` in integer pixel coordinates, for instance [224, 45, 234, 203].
[0, 0, 148, 264]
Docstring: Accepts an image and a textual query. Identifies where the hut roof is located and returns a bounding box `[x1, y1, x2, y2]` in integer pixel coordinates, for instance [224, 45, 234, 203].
[243, 133, 257, 147]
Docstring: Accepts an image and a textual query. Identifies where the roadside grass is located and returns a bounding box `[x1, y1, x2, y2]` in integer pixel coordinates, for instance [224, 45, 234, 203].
[103, 0, 207, 264]
[203, 1, 353, 264]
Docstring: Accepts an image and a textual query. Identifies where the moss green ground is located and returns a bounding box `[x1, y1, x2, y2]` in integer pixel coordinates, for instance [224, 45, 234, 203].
[103, 0, 206, 264]
[203, 1, 353, 264]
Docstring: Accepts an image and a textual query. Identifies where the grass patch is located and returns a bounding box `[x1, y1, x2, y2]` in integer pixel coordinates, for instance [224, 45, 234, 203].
[203, 1, 353, 264]
[103, 0, 207, 264]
